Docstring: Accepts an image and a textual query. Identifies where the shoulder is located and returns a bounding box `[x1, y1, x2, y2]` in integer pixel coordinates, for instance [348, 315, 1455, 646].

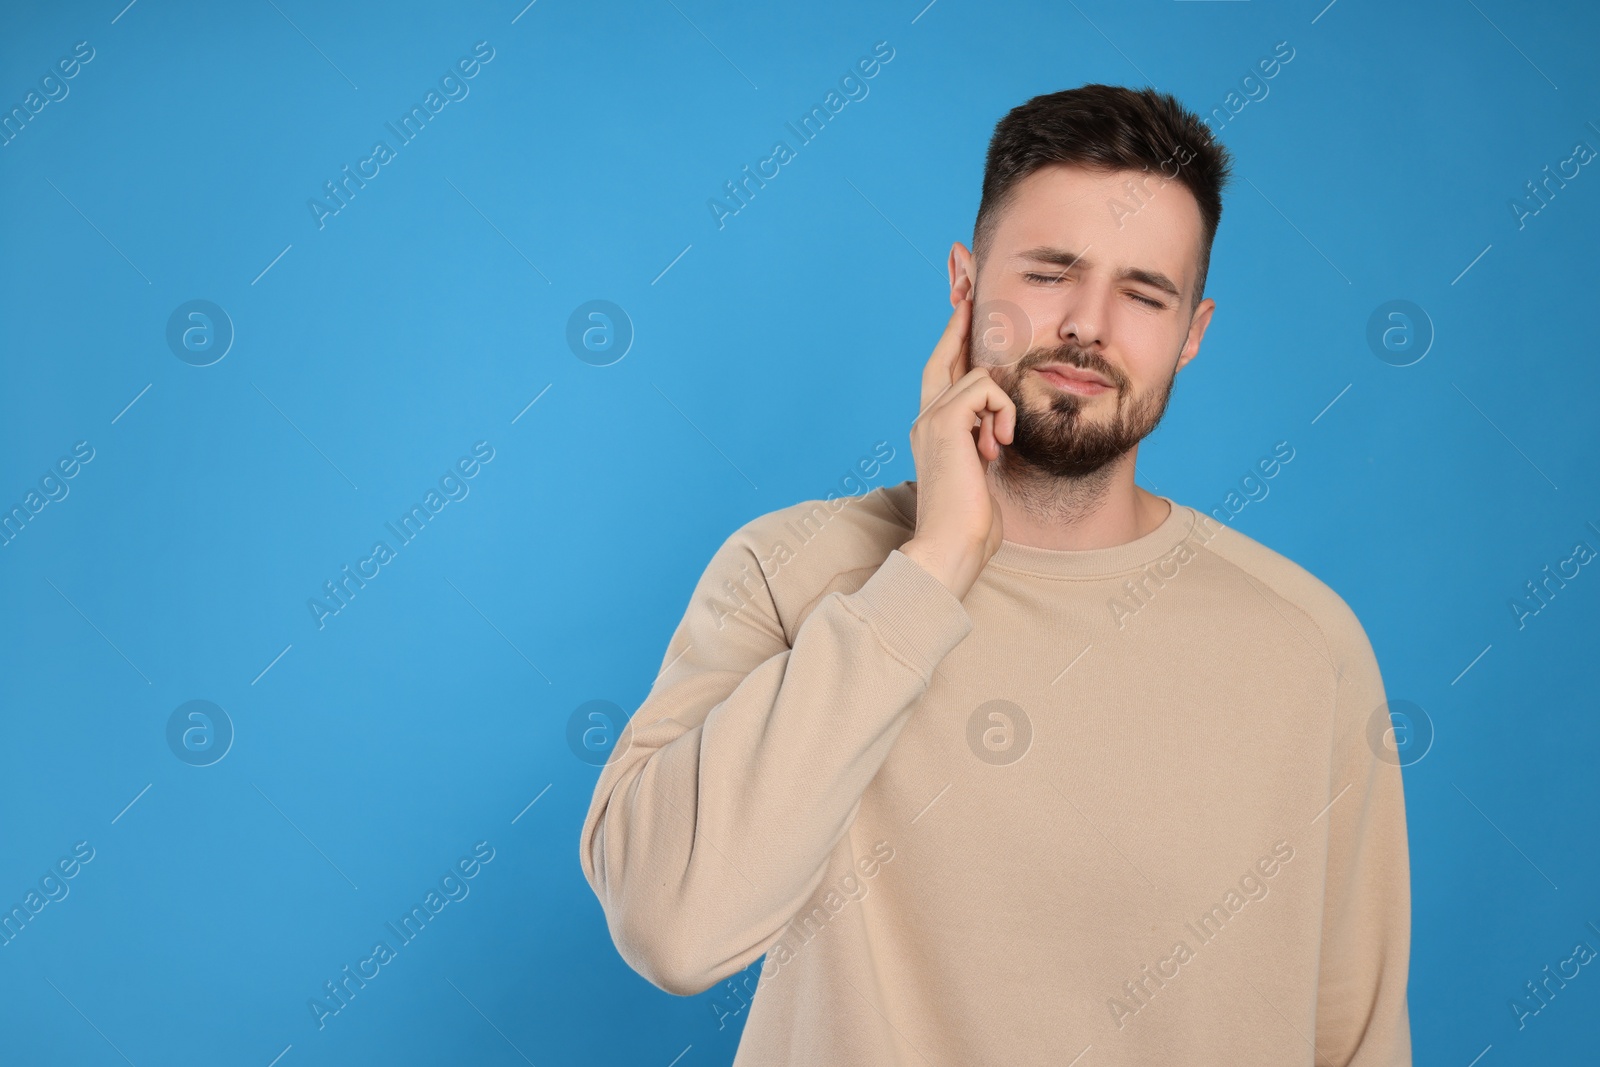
[711, 480, 918, 638]
[726, 479, 915, 557]
[1184, 509, 1376, 664]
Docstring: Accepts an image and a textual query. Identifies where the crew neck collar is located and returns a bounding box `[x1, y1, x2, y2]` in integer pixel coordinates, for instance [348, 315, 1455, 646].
[879, 479, 1200, 580]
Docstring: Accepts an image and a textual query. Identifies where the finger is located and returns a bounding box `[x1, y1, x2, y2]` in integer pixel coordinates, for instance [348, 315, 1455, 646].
[960, 366, 1018, 448]
[951, 293, 973, 388]
[919, 294, 973, 416]
[929, 368, 1017, 432]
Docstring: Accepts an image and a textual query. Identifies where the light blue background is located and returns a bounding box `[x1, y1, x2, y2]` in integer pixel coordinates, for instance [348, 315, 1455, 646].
[2, 0, 1597, 1064]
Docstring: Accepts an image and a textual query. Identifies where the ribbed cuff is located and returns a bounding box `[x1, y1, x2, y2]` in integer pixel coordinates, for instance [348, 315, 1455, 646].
[847, 549, 973, 680]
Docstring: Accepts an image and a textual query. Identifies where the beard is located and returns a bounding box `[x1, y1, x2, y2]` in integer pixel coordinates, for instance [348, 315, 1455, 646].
[971, 317, 1179, 486]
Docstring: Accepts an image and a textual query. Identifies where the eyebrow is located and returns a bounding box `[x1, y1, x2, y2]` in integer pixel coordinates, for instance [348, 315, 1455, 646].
[1014, 246, 1183, 302]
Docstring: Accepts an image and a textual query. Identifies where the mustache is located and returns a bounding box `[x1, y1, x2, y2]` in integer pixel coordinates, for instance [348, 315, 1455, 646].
[1015, 345, 1125, 390]
[966, 312, 1124, 389]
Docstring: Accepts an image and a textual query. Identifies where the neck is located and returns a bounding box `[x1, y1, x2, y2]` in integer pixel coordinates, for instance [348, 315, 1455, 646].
[984, 447, 1170, 551]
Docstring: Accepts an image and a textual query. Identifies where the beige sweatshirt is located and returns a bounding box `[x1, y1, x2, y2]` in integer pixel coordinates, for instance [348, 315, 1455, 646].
[579, 479, 1412, 1066]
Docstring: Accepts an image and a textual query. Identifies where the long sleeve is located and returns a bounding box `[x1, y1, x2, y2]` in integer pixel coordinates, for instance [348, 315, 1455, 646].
[1314, 617, 1414, 1066]
[577, 523, 973, 996]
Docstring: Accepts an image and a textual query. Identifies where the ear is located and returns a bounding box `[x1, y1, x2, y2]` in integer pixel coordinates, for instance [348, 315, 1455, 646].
[947, 242, 976, 306]
[1176, 296, 1216, 374]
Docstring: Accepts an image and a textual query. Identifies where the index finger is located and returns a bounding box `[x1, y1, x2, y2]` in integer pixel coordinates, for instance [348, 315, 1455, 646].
[919, 294, 973, 415]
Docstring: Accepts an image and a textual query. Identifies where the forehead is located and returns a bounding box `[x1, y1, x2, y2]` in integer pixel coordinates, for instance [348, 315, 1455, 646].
[989, 163, 1202, 288]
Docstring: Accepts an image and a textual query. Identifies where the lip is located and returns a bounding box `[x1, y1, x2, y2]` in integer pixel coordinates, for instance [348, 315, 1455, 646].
[1033, 364, 1113, 395]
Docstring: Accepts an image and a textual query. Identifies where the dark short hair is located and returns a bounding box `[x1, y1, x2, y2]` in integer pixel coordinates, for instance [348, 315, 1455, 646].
[973, 83, 1232, 311]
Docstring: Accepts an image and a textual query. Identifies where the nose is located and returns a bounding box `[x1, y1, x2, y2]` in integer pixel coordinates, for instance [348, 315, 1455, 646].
[1056, 268, 1115, 351]
[1060, 311, 1105, 353]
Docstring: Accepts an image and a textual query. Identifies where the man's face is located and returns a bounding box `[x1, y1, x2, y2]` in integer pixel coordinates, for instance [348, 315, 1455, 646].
[965, 163, 1213, 480]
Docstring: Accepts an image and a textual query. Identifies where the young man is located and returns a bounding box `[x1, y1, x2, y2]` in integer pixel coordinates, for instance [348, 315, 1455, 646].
[579, 84, 1412, 1066]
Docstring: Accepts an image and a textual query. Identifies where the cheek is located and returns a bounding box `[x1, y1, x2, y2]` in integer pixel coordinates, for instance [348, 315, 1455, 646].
[1011, 295, 1055, 345]
[973, 301, 1039, 368]
[1114, 338, 1182, 395]
[1117, 307, 1184, 358]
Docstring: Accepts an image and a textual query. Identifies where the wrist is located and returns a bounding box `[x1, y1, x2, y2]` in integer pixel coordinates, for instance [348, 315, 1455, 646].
[900, 538, 972, 598]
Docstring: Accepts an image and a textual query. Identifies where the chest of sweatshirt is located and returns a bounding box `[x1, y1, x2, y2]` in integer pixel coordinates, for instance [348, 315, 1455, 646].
[744, 547, 1345, 1057]
[800, 546, 1335, 951]
[854, 547, 1340, 893]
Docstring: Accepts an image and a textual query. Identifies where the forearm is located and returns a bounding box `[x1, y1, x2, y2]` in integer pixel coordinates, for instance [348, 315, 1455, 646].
[579, 547, 971, 995]
[1314, 637, 1414, 1065]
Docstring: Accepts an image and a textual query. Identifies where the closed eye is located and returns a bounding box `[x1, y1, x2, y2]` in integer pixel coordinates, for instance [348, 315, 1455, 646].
[1025, 272, 1165, 309]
